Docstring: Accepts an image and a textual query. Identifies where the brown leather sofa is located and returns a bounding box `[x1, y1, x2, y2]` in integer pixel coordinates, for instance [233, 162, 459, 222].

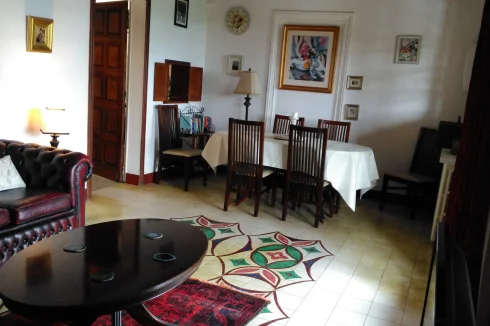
[0, 139, 92, 267]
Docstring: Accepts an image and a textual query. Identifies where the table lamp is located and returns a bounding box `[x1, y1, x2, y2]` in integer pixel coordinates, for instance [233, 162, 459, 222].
[234, 68, 263, 120]
[40, 108, 70, 148]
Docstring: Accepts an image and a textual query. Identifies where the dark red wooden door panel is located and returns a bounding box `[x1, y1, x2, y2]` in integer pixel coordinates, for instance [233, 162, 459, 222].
[92, 1, 127, 181]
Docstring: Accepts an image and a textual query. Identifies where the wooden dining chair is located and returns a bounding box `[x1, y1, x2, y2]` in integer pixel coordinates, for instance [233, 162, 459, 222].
[155, 105, 207, 191]
[317, 119, 351, 142]
[379, 127, 441, 219]
[317, 119, 351, 214]
[277, 125, 331, 228]
[224, 118, 272, 217]
[273, 114, 305, 134]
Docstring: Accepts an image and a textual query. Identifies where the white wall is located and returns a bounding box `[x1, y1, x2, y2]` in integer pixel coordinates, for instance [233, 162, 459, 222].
[203, 0, 484, 181]
[144, 0, 208, 174]
[0, 0, 90, 154]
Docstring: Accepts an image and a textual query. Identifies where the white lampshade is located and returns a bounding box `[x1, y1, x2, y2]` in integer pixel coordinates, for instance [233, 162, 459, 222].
[234, 71, 263, 95]
[41, 108, 69, 134]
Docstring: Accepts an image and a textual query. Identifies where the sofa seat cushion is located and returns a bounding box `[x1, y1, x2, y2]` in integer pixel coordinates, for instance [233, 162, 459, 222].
[0, 208, 9, 227]
[0, 188, 72, 225]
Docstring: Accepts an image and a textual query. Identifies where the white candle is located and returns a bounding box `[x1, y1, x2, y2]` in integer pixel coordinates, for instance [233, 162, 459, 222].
[292, 112, 299, 119]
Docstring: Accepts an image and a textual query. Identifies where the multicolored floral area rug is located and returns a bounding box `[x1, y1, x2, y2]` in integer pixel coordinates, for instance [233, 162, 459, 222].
[171, 216, 334, 325]
[0, 279, 267, 326]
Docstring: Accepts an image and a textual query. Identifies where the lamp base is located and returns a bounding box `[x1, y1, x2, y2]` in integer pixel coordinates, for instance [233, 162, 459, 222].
[40, 130, 69, 148]
[243, 94, 252, 121]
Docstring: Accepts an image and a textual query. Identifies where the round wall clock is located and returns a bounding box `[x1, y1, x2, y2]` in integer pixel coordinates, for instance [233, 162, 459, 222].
[225, 7, 250, 35]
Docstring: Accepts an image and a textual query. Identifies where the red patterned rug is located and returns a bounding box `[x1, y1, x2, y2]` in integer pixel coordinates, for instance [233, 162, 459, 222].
[0, 279, 268, 326]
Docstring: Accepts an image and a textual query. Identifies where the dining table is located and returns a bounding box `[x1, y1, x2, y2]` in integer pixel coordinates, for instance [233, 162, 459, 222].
[201, 130, 379, 211]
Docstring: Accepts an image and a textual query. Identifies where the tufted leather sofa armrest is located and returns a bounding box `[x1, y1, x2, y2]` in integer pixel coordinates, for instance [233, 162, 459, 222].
[0, 139, 93, 227]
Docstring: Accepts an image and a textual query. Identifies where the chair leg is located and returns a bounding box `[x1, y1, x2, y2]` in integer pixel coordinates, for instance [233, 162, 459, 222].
[379, 176, 389, 210]
[282, 183, 289, 221]
[202, 158, 208, 187]
[253, 178, 262, 217]
[410, 185, 418, 220]
[334, 191, 340, 214]
[271, 180, 277, 208]
[328, 196, 334, 218]
[184, 158, 191, 192]
[315, 187, 323, 228]
[155, 157, 163, 184]
[224, 173, 232, 212]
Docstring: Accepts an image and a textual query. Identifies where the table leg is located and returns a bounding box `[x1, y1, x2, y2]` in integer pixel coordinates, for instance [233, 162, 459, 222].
[112, 311, 122, 326]
[127, 304, 177, 326]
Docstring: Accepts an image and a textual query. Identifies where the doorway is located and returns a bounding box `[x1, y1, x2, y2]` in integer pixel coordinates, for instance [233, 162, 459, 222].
[90, 0, 129, 182]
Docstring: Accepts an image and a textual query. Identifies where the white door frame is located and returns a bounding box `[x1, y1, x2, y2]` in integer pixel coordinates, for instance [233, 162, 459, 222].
[264, 10, 355, 132]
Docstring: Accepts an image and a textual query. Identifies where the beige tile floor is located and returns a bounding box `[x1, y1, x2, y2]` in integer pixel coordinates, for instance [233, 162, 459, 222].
[87, 175, 435, 326]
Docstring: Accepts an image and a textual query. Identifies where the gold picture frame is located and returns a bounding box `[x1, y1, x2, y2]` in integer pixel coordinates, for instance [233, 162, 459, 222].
[279, 25, 339, 93]
[26, 16, 54, 53]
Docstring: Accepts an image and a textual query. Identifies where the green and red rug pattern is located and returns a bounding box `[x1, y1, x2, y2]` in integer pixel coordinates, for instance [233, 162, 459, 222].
[172, 216, 333, 325]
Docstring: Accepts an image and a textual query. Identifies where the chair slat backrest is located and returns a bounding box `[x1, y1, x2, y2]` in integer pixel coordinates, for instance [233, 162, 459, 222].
[227, 118, 265, 176]
[273, 114, 305, 134]
[410, 127, 441, 178]
[286, 125, 328, 186]
[156, 105, 182, 152]
[317, 119, 351, 142]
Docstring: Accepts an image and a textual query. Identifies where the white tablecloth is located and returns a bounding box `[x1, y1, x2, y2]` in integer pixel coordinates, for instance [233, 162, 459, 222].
[202, 130, 379, 211]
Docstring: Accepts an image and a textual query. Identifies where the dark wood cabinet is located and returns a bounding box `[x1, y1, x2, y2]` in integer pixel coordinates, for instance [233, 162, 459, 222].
[153, 60, 203, 103]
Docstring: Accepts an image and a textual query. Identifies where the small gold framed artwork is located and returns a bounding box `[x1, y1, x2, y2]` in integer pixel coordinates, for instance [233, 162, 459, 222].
[26, 16, 54, 53]
[347, 76, 363, 90]
[344, 104, 359, 121]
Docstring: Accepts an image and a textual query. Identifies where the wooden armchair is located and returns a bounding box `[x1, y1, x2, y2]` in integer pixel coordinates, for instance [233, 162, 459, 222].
[155, 105, 207, 191]
[379, 127, 441, 218]
[317, 119, 351, 214]
[277, 125, 331, 228]
[223, 118, 272, 217]
[273, 114, 305, 134]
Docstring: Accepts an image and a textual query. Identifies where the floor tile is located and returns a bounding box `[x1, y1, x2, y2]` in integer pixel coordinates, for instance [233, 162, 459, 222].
[364, 316, 400, 326]
[373, 291, 407, 309]
[336, 295, 372, 314]
[287, 311, 328, 326]
[368, 303, 404, 324]
[381, 273, 411, 288]
[402, 311, 423, 326]
[328, 307, 367, 326]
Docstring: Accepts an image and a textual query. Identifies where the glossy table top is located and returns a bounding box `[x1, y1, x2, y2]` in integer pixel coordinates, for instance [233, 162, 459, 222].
[0, 219, 208, 320]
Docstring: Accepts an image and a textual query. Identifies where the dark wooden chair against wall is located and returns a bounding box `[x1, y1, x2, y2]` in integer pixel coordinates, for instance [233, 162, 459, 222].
[379, 127, 441, 219]
[277, 125, 331, 228]
[155, 105, 207, 191]
[224, 118, 272, 217]
[273, 114, 305, 134]
[318, 119, 351, 214]
[317, 119, 351, 142]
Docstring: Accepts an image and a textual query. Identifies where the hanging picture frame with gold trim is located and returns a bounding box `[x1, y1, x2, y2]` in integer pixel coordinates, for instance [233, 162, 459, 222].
[26, 16, 54, 53]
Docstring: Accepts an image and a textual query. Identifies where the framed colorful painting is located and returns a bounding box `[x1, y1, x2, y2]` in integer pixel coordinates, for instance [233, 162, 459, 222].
[394, 35, 422, 64]
[278, 25, 339, 93]
[26, 16, 54, 53]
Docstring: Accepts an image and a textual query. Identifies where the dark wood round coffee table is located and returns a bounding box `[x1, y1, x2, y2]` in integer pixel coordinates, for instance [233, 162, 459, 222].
[0, 219, 208, 325]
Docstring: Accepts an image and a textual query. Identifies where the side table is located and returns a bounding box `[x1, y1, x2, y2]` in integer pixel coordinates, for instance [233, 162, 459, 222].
[431, 149, 457, 240]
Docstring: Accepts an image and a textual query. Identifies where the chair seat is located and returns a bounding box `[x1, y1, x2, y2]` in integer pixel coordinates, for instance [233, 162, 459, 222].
[162, 148, 203, 157]
[0, 208, 9, 227]
[385, 171, 436, 184]
[0, 189, 72, 225]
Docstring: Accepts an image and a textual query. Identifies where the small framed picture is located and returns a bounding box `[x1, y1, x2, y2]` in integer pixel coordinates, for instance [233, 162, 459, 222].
[394, 35, 422, 64]
[227, 55, 243, 76]
[347, 76, 363, 90]
[174, 0, 189, 28]
[26, 16, 54, 53]
[344, 104, 359, 121]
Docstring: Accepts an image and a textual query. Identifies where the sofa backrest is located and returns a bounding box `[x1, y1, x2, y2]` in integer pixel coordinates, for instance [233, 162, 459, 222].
[0, 139, 83, 191]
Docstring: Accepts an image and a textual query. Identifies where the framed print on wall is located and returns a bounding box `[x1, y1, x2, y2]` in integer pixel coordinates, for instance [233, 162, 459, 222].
[174, 0, 189, 28]
[347, 76, 363, 90]
[394, 35, 422, 64]
[227, 55, 243, 76]
[279, 25, 339, 93]
[26, 16, 54, 53]
[344, 104, 359, 121]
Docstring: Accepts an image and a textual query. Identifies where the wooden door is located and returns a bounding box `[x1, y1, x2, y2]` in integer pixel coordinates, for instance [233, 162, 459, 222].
[92, 1, 128, 181]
